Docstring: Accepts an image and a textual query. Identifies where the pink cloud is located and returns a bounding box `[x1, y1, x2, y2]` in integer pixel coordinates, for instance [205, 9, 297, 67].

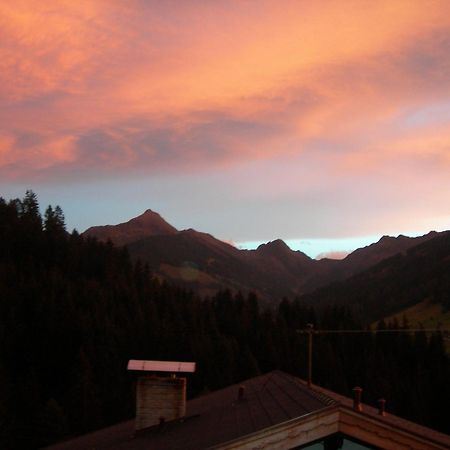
[316, 251, 349, 260]
[2, 0, 450, 184]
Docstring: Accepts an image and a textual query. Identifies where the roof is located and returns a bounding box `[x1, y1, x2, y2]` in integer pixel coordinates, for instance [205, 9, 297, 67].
[46, 371, 336, 450]
[46, 370, 450, 450]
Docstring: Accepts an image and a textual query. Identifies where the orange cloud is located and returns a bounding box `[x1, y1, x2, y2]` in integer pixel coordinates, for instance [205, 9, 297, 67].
[2, 0, 450, 182]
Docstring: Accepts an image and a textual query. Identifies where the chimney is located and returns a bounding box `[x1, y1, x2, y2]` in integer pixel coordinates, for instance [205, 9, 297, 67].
[378, 398, 386, 416]
[352, 386, 363, 412]
[128, 360, 196, 432]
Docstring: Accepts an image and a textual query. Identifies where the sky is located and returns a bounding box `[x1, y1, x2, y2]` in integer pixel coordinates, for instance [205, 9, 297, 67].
[1, 0, 450, 259]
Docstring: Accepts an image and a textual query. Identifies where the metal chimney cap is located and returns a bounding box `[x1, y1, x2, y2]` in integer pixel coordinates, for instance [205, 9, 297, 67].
[127, 360, 196, 373]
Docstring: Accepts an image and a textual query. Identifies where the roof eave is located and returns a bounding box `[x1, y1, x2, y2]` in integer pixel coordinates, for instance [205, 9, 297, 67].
[208, 404, 450, 450]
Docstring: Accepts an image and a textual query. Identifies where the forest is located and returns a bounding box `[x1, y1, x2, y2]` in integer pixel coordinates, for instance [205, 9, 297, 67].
[0, 192, 449, 449]
[300, 230, 450, 320]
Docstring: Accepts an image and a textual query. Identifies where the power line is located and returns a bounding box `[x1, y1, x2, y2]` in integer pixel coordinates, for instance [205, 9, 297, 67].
[296, 325, 450, 387]
[297, 328, 450, 334]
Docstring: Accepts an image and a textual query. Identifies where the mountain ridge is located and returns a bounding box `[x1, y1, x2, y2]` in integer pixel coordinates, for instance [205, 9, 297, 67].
[299, 230, 450, 323]
[83, 210, 445, 302]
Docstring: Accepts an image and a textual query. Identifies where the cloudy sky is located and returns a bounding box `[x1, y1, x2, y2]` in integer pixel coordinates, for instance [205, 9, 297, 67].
[2, 0, 450, 258]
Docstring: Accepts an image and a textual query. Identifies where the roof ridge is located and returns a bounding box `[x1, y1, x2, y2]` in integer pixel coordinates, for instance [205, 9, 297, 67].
[307, 387, 338, 406]
[276, 371, 338, 407]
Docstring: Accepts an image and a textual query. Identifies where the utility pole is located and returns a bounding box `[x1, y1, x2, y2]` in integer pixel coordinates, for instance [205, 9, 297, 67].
[296, 323, 315, 387]
[296, 326, 448, 389]
[306, 323, 314, 387]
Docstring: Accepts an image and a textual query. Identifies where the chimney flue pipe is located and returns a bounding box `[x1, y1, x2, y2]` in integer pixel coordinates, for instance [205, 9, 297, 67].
[352, 386, 363, 412]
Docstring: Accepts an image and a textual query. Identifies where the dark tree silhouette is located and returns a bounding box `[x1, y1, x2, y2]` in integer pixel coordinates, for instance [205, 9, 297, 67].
[0, 192, 448, 448]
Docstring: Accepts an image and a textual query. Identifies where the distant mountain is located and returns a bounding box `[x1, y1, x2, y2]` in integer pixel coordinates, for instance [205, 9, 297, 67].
[84, 212, 318, 300]
[254, 239, 311, 266]
[337, 232, 439, 276]
[127, 229, 254, 297]
[125, 231, 316, 300]
[83, 210, 446, 302]
[83, 209, 177, 246]
[299, 231, 450, 324]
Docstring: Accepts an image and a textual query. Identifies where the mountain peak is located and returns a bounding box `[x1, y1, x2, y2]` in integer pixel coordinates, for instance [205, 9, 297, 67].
[257, 239, 290, 251]
[83, 208, 177, 246]
[125, 209, 177, 233]
[256, 239, 310, 260]
[377, 234, 411, 246]
[134, 209, 167, 223]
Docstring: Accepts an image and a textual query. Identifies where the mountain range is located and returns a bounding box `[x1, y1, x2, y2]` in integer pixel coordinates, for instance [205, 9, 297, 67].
[83, 210, 443, 303]
[300, 229, 450, 323]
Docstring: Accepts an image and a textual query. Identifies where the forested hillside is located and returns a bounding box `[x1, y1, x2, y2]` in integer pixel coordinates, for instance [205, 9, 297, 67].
[0, 192, 449, 449]
[299, 231, 450, 323]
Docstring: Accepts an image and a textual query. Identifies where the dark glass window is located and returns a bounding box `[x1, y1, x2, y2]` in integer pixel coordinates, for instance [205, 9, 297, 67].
[293, 433, 380, 450]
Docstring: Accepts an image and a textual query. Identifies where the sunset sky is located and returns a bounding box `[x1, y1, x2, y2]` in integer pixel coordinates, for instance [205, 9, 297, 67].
[2, 1, 450, 258]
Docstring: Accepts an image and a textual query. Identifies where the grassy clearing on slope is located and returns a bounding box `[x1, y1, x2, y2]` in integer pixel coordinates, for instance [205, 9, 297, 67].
[374, 299, 450, 352]
[381, 299, 450, 328]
